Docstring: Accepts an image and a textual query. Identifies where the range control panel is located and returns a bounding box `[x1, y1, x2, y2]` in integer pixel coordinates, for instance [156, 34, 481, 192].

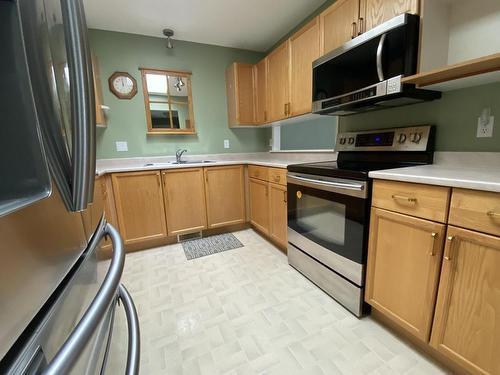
[335, 125, 433, 152]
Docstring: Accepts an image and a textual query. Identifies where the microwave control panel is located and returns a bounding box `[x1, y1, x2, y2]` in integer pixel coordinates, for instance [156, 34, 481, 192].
[336, 125, 433, 152]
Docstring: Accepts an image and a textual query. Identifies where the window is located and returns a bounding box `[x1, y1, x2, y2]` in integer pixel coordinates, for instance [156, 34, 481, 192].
[139, 68, 195, 134]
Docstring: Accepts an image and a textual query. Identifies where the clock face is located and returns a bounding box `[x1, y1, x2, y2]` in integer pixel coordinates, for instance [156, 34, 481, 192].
[109, 72, 137, 99]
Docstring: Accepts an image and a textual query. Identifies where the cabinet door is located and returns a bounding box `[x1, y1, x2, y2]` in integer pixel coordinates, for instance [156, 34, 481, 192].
[290, 17, 320, 117]
[365, 208, 446, 342]
[269, 183, 287, 248]
[267, 41, 290, 122]
[320, 0, 360, 55]
[162, 168, 207, 236]
[225, 63, 254, 127]
[363, 0, 419, 32]
[92, 53, 106, 127]
[431, 226, 500, 375]
[112, 171, 168, 246]
[101, 175, 119, 252]
[253, 58, 268, 124]
[204, 166, 245, 228]
[249, 177, 269, 234]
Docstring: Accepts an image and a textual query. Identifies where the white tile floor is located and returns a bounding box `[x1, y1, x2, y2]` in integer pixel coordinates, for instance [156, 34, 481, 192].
[107, 229, 450, 375]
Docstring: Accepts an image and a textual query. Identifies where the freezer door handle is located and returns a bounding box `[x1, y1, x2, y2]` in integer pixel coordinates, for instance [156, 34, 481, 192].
[61, 0, 96, 210]
[118, 284, 141, 375]
[42, 222, 124, 375]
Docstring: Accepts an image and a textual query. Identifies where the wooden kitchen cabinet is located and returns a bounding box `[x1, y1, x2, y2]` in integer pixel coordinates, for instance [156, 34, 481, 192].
[267, 41, 291, 122]
[363, 0, 419, 32]
[290, 17, 320, 117]
[162, 168, 207, 236]
[430, 226, 500, 375]
[204, 165, 246, 228]
[225, 62, 255, 127]
[249, 177, 270, 235]
[112, 170, 168, 247]
[320, 0, 360, 54]
[366, 208, 446, 342]
[92, 53, 107, 127]
[269, 183, 288, 248]
[253, 58, 268, 124]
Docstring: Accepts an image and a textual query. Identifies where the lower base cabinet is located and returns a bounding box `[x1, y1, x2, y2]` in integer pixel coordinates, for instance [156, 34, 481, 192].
[269, 182, 287, 247]
[249, 177, 270, 234]
[162, 168, 207, 236]
[204, 165, 246, 228]
[112, 170, 168, 247]
[366, 208, 446, 342]
[431, 226, 500, 375]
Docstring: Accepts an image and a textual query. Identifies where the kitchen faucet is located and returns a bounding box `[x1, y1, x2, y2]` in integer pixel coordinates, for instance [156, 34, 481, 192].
[175, 148, 187, 163]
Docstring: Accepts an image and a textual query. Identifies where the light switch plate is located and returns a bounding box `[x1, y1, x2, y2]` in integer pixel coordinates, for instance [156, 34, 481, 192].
[477, 116, 494, 138]
[224, 139, 230, 149]
[116, 141, 128, 151]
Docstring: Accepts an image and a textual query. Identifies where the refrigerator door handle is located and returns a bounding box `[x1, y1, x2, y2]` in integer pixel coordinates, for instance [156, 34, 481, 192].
[42, 222, 124, 375]
[118, 284, 141, 375]
[61, 0, 96, 210]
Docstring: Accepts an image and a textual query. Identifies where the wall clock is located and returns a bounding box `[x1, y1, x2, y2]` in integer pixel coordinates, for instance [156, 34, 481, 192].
[108, 72, 137, 99]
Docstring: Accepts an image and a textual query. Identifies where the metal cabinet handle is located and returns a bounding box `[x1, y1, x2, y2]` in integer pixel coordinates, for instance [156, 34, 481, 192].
[487, 210, 500, 218]
[118, 284, 141, 375]
[61, 0, 96, 210]
[444, 236, 454, 261]
[43, 221, 125, 375]
[376, 33, 387, 82]
[283, 190, 287, 203]
[429, 232, 437, 256]
[351, 22, 357, 39]
[392, 194, 417, 203]
[358, 17, 364, 35]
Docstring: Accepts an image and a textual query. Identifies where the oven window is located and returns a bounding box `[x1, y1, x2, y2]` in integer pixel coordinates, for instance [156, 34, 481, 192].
[296, 194, 346, 246]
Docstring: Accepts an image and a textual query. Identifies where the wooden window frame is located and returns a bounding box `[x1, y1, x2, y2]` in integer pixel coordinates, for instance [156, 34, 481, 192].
[139, 67, 196, 135]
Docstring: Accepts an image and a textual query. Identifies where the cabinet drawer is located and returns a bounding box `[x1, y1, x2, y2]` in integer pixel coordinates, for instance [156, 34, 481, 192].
[372, 180, 451, 223]
[449, 188, 500, 236]
[248, 165, 269, 182]
[268, 167, 287, 186]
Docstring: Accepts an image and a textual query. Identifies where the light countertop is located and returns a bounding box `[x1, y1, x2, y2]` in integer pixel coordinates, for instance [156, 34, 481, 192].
[369, 152, 500, 193]
[95, 152, 336, 176]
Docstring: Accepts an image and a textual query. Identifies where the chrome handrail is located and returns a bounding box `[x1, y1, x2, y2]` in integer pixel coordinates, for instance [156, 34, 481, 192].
[118, 285, 140, 375]
[43, 222, 124, 375]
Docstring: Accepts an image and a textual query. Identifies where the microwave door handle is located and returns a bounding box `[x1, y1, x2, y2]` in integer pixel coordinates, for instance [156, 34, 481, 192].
[376, 33, 386, 82]
[118, 284, 141, 375]
[61, 0, 96, 210]
[288, 175, 364, 191]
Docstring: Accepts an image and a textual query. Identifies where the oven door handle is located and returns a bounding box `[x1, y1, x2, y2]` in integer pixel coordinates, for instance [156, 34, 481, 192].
[287, 174, 365, 191]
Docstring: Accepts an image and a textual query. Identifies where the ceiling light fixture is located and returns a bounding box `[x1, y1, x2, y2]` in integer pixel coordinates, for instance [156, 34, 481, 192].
[163, 28, 174, 49]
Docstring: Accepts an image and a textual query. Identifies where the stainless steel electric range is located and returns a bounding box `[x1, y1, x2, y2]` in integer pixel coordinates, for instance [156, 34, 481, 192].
[287, 125, 435, 317]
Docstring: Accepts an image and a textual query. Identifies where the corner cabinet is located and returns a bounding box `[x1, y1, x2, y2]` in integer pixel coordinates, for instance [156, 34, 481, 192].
[162, 168, 207, 236]
[204, 165, 246, 228]
[111, 171, 168, 247]
[365, 208, 446, 342]
[225, 63, 255, 127]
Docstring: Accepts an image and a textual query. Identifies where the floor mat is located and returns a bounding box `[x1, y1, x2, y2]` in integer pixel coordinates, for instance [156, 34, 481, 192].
[182, 233, 244, 260]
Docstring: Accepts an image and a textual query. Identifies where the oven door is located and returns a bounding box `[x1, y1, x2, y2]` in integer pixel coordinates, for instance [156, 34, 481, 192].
[287, 173, 369, 286]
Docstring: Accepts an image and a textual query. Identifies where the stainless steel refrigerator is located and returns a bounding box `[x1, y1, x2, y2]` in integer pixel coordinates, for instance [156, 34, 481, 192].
[0, 0, 140, 374]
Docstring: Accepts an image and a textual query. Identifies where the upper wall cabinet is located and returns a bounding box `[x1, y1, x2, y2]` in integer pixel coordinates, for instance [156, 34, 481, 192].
[290, 17, 320, 117]
[253, 58, 268, 124]
[267, 41, 291, 122]
[363, 0, 419, 32]
[92, 54, 107, 127]
[226, 62, 255, 127]
[320, 0, 360, 55]
[140, 68, 195, 135]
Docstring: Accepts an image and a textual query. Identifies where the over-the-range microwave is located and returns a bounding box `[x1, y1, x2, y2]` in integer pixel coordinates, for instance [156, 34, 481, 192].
[312, 13, 441, 116]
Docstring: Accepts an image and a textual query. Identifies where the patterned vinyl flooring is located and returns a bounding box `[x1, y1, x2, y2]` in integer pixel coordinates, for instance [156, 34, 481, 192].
[104, 229, 450, 375]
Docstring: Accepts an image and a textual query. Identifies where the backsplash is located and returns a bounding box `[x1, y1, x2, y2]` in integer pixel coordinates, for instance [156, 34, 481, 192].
[339, 81, 500, 152]
[90, 29, 269, 159]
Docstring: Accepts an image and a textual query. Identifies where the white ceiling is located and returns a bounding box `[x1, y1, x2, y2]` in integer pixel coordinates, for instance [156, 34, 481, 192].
[83, 0, 326, 52]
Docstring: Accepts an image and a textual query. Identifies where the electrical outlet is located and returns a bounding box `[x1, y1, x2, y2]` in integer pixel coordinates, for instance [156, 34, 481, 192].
[477, 116, 494, 138]
[116, 141, 128, 151]
[224, 139, 230, 149]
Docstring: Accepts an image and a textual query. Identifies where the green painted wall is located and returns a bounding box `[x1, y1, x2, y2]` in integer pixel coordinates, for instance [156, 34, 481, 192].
[280, 116, 338, 150]
[340, 82, 500, 151]
[90, 30, 269, 159]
